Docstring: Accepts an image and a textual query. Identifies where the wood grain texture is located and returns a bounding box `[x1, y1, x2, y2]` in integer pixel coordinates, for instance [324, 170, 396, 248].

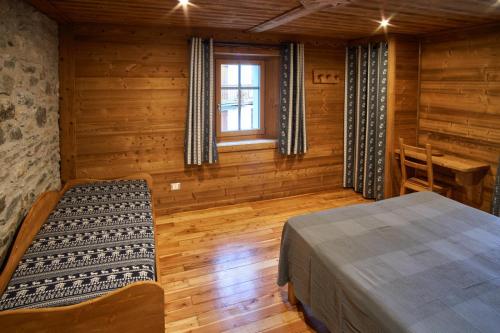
[0, 281, 165, 333]
[393, 36, 419, 149]
[59, 27, 77, 181]
[61, 24, 347, 215]
[273, 1, 500, 38]
[394, 149, 490, 174]
[385, 36, 397, 199]
[27, 0, 500, 39]
[156, 189, 369, 332]
[248, 0, 352, 33]
[386, 35, 420, 197]
[419, 24, 500, 212]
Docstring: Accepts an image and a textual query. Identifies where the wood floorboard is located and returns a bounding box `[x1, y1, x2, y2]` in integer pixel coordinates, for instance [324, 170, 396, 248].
[157, 189, 369, 332]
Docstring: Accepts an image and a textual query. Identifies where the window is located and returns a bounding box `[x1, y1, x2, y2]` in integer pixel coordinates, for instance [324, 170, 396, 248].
[216, 59, 265, 138]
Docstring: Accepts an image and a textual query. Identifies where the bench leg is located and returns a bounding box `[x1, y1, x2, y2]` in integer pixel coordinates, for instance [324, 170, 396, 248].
[288, 282, 298, 305]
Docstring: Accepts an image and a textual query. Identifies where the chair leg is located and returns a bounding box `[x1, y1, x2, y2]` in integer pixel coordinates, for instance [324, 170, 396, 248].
[446, 187, 452, 198]
[400, 184, 407, 196]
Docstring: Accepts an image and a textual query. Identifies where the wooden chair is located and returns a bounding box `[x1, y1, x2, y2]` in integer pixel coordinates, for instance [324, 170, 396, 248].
[399, 138, 452, 198]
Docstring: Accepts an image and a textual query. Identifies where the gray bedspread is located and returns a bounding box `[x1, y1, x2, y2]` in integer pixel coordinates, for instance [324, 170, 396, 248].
[278, 192, 500, 332]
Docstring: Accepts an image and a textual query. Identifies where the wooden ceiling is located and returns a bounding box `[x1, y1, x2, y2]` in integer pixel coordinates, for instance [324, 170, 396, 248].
[28, 0, 500, 39]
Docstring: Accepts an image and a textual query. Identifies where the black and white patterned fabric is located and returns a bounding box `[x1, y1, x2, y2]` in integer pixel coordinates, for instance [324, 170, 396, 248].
[493, 156, 500, 217]
[185, 37, 218, 165]
[0, 180, 156, 311]
[343, 42, 388, 200]
[279, 42, 307, 156]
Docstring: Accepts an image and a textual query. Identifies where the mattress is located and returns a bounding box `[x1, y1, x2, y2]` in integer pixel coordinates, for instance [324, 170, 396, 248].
[278, 192, 500, 332]
[0, 180, 156, 311]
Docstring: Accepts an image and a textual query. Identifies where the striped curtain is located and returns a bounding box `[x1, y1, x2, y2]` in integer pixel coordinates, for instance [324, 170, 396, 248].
[343, 42, 389, 200]
[492, 157, 500, 216]
[279, 43, 307, 155]
[185, 37, 218, 165]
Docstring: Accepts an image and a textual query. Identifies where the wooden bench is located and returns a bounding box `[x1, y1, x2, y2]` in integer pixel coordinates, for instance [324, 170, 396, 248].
[0, 173, 165, 333]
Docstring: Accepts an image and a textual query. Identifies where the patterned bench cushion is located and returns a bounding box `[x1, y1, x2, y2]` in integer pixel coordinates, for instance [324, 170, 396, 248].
[0, 180, 156, 311]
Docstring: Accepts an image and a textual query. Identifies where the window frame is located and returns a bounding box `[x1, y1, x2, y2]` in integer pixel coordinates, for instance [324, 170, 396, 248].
[215, 58, 266, 139]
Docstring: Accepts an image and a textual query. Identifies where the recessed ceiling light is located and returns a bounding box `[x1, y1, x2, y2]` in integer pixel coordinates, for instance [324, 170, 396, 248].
[379, 18, 390, 28]
[179, 0, 189, 5]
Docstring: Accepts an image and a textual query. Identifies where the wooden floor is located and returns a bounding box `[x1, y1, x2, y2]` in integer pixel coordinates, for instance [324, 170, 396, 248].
[156, 189, 369, 333]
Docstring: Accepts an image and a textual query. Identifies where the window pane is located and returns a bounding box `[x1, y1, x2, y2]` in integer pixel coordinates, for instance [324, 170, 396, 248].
[221, 89, 239, 131]
[221, 64, 238, 88]
[240, 89, 260, 130]
[241, 64, 260, 87]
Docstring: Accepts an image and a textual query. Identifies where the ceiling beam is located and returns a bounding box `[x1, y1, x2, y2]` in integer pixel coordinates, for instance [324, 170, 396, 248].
[248, 0, 352, 33]
[26, 0, 70, 23]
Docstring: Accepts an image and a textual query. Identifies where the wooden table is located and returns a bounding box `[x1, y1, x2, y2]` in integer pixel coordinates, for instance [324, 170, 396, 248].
[394, 149, 490, 205]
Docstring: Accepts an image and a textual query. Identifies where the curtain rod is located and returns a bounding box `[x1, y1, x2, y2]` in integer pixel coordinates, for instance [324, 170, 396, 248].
[186, 39, 283, 48]
[213, 41, 281, 48]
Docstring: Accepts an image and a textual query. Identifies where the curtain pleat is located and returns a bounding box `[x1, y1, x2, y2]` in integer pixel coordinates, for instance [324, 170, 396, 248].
[492, 157, 500, 217]
[343, 42, 388, 200]
[354, 46, 369, 193]
[185, 37, 218, 165]
[343, 47, 357, 188]
[279, 43, 307, 156]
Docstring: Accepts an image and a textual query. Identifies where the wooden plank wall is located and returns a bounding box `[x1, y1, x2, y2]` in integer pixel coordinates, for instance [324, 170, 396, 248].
[393, 36, 419, 148]
[60, 24, 346, 215]
[419, 24, 500, 211]
[386, 35, 420, 197]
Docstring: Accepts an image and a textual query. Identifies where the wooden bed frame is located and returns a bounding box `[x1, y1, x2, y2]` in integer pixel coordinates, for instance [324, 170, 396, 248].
[0, 173, 165, 332]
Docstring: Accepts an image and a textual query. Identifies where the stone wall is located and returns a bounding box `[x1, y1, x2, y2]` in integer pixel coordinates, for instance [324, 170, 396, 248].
[0, 0, 60, 266]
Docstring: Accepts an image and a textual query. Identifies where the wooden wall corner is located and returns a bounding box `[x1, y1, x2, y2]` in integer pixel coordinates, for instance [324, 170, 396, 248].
[58, 25, 77, 183]
[385, 36, 397, 199]
[384, 35, 420, 199]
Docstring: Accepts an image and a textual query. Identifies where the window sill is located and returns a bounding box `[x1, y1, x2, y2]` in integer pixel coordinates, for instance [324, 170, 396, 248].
[217, 139, 277, 153]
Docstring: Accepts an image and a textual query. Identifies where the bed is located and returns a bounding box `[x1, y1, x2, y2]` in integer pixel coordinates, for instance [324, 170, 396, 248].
[278, 191, 500, 332]
[0, 173, 164, 332]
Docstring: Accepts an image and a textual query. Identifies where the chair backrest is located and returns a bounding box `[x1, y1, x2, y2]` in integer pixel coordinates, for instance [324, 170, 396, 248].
[399, 138, 434, 190]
